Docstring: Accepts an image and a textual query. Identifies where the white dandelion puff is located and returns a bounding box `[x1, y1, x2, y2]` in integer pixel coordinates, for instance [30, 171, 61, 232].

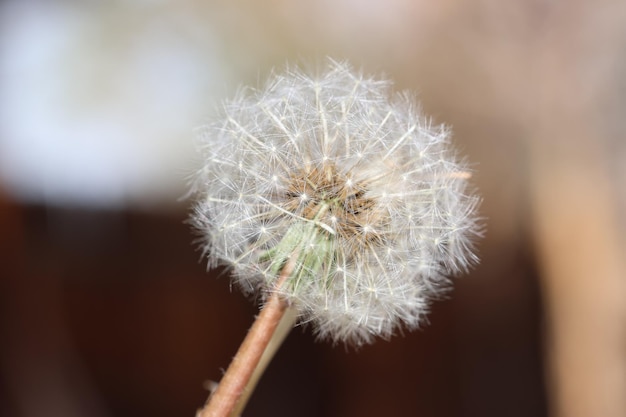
[191, 60, 481, 346]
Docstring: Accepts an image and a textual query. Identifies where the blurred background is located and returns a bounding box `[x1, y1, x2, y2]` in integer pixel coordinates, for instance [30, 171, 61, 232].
[1, 1, 625, 416]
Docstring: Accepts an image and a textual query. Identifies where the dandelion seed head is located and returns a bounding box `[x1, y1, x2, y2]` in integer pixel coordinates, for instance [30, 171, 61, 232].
[191, 59, 481, 346]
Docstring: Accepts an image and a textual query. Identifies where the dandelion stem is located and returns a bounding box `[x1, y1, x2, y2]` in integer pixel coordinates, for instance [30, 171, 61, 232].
[231, 306, 298, 417]
[198, 257, 298, 417]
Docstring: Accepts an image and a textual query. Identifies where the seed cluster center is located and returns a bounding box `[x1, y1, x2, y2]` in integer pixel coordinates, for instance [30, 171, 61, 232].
[281, 163, 386, 245]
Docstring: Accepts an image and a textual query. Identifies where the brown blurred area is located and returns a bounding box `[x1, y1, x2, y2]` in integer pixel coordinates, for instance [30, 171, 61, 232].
[0, 194, 545, 417]
[1, 1, 625, 417]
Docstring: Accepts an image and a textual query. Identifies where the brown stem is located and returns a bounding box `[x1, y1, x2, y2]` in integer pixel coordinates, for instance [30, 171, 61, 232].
[197, 259, 297, 417]
[231, 306, 298, 417]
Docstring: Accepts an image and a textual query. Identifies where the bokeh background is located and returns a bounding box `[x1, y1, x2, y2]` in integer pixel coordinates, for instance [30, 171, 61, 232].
[1, 1, 625, 416]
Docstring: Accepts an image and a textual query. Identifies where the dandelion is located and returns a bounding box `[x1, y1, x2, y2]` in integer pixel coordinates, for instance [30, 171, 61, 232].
[191, 59, 481, 416]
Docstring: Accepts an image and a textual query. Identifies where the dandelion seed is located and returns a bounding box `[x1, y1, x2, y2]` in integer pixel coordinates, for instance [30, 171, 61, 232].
[191, 59, 481, 346]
